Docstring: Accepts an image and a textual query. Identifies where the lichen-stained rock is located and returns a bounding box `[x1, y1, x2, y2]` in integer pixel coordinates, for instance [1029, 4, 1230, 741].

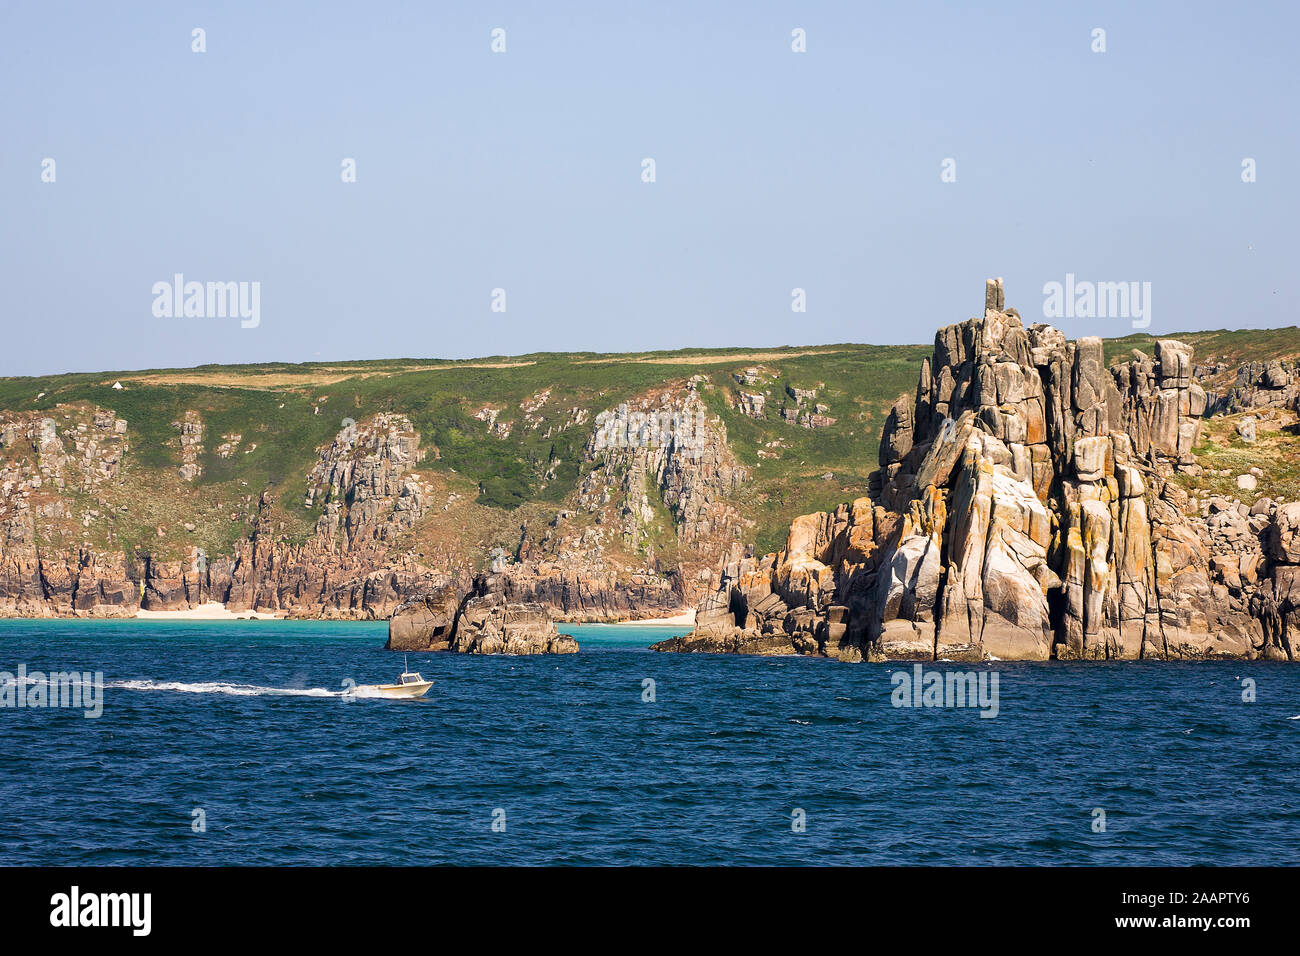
[879, 394, 914, 467]
[0, 407, 462, 620]
[483, 563, 684, 622]
[71, 548, 138, 615]
[874, 526, 942, 657]
[584, 385, 746, 547]
[386, 583, 466, 651]
[1267, 502, 1300, 565]
[933, 432, 1053, 661]
[666, 278, 1281, 662]
[0, 405, 141, 618]
[1202, 359, 1300, 415]
[447, 574, 578, 655]
[305, 413, 429, 550]
[174, 410, 204, 482]
[572, 380, 749, 610]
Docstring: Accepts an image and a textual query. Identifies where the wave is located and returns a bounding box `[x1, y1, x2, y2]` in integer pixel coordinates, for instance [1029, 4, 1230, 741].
[1, 675, 99, 687]
[110, 679, 348, 698]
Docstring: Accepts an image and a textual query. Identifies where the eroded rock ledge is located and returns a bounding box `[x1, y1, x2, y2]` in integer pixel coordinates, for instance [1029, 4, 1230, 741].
[386, 573, 577, 655]
[656, 279, 1298, 662]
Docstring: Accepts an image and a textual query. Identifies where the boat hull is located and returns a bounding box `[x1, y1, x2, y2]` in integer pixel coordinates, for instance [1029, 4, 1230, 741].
[361, 681, 432, 699]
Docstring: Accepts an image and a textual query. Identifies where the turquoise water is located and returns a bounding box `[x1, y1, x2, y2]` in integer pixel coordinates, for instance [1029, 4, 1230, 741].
[558, 623, 688, 648]
[1, 618, 1298, 865]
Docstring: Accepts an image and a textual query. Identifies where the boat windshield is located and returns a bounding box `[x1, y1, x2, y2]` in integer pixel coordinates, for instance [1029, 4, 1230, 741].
[399, 673, 423, 684]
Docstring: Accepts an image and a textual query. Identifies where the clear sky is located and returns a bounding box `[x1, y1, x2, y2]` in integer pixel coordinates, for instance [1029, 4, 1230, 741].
[1, 0, 1296, 376]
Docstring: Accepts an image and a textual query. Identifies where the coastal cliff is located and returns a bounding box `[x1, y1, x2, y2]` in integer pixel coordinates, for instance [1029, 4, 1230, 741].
[3, 308, 1298, 634]
[0, 381, 741, 621]
[657, 280, 1300, 661]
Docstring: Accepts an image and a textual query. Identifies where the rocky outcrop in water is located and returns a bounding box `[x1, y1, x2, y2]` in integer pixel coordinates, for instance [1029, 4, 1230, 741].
[8, 310, 1294, 636]
[661, 280, 1295, 662]
[385, 583, 465, 651]
[386, 573, 577, 654]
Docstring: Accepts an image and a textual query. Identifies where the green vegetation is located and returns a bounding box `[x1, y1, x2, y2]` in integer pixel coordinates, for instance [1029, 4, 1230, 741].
[4, 328, 1298, 560]
[1104, 327, 1300, 385]
[1171, 409, 1300, 505]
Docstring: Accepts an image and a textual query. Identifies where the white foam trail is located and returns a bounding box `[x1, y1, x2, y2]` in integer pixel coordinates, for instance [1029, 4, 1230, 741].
[0, 675, 98, 688]
[110, 679, 346, 698]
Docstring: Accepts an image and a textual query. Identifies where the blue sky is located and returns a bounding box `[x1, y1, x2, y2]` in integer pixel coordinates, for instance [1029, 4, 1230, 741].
[1, 0, 1296, 376]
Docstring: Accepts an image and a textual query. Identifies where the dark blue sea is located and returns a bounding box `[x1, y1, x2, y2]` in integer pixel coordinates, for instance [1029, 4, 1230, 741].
[0, 619, 1296, 865]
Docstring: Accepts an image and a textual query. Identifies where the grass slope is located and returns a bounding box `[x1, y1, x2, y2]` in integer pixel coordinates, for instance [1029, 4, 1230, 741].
[2, 327, 1297, 561]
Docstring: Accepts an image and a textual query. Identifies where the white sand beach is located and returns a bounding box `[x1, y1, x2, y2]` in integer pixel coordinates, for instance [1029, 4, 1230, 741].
[134, 602, 284, 621]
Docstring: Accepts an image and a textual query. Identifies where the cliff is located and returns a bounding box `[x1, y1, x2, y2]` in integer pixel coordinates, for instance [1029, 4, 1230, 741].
[658, 280, 1300, 661]
[3, 320, 1298, 627]
[0, 371, 754, 620]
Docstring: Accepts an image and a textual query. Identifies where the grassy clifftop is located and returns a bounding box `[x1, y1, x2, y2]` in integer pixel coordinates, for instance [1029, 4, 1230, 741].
[3, 326, 1298, 564]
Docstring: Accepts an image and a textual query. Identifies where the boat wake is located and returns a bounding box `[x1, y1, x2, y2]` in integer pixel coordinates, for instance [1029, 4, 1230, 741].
[110, 679, 348, 698]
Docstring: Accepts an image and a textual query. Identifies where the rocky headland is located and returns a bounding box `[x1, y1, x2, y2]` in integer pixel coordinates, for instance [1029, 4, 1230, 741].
[656, 280, 1300, 662]
[3, 290, 1298, 655]
[0, 390, 739, 622]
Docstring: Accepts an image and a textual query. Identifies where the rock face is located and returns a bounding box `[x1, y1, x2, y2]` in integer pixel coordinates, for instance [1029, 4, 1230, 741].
[583, 384, 746, 549]
[386, 583, 465, 651]
[1202, 360, 1300, 415]
[183, 413, 447, 618]
[175, 411, 204, 482]
[1, 382, 745, 621]
[481, 563, 683, 622]
[662, 280, 1293, 661]
[0, 405, 139, 617]
[507, 380, 749, 619]
[732, 392, 766, 419]
[387, 574, 578, 655]
[0, 408, 453, 620]
[1262, 502, 1300, 661]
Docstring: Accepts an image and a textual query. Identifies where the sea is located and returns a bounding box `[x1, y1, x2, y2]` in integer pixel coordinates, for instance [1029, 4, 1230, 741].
[0, 618, 1296, 865]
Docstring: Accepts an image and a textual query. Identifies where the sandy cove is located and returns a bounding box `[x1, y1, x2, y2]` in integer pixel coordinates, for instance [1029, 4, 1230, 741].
[134, 602, 284, 621]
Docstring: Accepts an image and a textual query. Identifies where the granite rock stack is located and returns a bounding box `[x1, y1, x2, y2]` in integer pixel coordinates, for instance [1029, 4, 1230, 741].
[659, 280, 1294, 661]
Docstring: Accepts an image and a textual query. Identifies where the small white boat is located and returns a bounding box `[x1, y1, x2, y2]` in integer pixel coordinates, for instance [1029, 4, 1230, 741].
[359, 656, 433, 699]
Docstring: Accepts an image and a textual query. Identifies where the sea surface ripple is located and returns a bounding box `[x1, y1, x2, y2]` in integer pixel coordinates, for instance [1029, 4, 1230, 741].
[0, 619, 1296, 865]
